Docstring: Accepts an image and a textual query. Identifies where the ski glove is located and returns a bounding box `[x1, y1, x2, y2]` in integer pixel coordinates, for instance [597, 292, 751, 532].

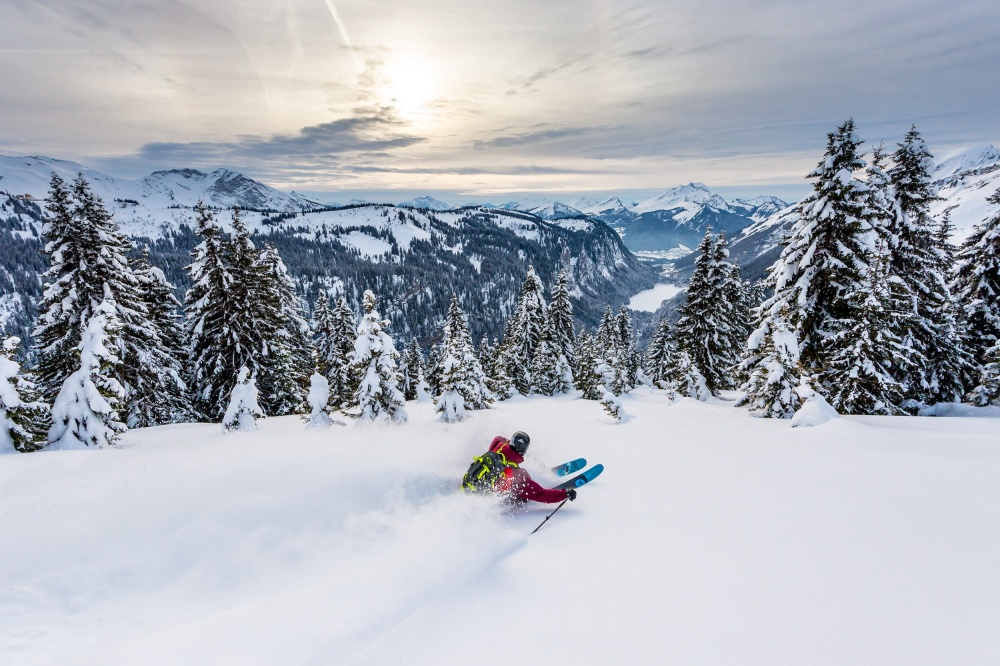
[565, 488, 577, 501]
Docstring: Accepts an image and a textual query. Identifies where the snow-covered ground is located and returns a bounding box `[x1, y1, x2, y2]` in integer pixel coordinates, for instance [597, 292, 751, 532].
[2, 391, 999, 665]
[629, 283, 684, 311]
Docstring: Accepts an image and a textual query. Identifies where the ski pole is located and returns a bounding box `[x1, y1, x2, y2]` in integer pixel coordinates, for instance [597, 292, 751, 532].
[529, 499, 568, 535]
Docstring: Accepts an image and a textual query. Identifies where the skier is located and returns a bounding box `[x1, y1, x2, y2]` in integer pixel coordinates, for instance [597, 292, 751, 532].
[463, 431, 576, 508]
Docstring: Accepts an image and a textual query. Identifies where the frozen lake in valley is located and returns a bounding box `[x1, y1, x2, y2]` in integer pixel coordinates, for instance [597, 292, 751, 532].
[628, 283, 684, 311]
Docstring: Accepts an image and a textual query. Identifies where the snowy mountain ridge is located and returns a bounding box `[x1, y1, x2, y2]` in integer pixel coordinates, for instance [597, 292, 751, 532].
[631, 182, 731, 219]
[399, 196, 452, 211]
[0, 155, 325, 212]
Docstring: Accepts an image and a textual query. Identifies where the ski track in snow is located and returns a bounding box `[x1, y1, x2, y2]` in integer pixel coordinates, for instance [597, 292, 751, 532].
[2, 391, 1000, 664]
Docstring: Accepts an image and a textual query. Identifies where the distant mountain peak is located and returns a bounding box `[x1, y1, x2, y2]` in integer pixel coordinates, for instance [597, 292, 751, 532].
[148, 168, 207, 179]
[399, 196, 452, 211]
[527, 201, 585, 220]
[631, 182, 728, 216]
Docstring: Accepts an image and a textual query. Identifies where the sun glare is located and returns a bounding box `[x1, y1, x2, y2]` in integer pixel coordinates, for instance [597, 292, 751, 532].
[382, 60, 436, 122]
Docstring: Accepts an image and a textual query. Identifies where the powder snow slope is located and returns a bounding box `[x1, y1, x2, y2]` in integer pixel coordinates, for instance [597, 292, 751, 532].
[1, 391, 998, 665]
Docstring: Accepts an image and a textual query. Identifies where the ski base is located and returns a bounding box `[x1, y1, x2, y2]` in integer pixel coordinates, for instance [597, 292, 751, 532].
[555, 464, 604, 490]
[551, 458, 586, 477]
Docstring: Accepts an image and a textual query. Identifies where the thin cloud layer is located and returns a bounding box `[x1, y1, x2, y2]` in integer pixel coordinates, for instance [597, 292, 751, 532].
[1, 0, 998, 196]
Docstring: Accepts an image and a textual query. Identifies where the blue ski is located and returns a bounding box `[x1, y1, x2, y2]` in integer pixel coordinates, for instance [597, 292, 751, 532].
[551, 458, 586, 477]
[555, 464, 604, 490]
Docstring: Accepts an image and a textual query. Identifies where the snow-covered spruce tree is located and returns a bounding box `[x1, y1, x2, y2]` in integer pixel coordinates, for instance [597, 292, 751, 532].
[222, 366, 264, 433]
[477, 336, 496, 379]
[482, 337, 513, 400]
[668, 348, 711, 401]
[824, 238, 910, 415]
[312, 291, 336, 377]
[33, 173, 78, 399]
[529, 338, 562, 396]
[595, 305, 617, 354]
[547, 269, 577, 376]
[48, 300, 126, 449]
[0, 337, 48, 453]
[304, 373, 332, 428]
[185, 205, 256, 419]
[182, 204, 230, 412]
[599, 387, 623, 422]
[327, 295, 358, 411]
[574, 331, 604, 400]
[348, 290, 408, 423]
[646, 317, 679, 389]
[969, 342, 1000, 406]
[425, 343, 442, 397]
[500, 266, 548, 395]
[400, 338, 427, 401]
[754, 119, 871, 387]
[434, 294, 493, 422]
[131, 249, 191, 426]
[255, 245, 312, 415]
[737, 305, 803, 418]
[924, 211, 975, 403]
[674, 229, 737, 394]
[954, 189, 1000, 371]
[886, 127, 968, 405]
[723, 259, 753, 372]
[34, 175, 156, 423]
[613, 306, 641, 390]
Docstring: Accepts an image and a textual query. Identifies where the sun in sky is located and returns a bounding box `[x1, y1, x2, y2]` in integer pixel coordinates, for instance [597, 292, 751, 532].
[380, 59, 437, 123]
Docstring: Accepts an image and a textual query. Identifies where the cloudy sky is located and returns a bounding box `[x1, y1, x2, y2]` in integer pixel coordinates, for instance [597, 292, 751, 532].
[2, 0, 998, 203]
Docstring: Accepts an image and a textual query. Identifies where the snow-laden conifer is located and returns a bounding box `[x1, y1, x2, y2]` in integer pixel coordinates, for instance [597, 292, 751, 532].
[312, 292, 336, 376]
[969, 342, 1000, 406]
[953, 189, 1000, 370]
[824, 238, 910, 415]
[185, 205, 260, 420]
[501, 266, 548, 395]
[304, 373, 333, 428]
[574, 331, 604, 400]
[886, 127, 968, 405]
[327, 295, 358, 411]
[529, 338, 562, 396]
[645, 318, 678, 390]
[434, 295, 493, 421]
[32, 173, 77, 399]
[668, 348, 711, 401]
[483, 337, 513, 400]
[674, 230, 739, 394]
[222, 367, 264, 433]
[614, 306, 641, 390]
[547, 269, 576, 374]
[0, 337, 48, 453]
[737, 306, 803, 418]
[599, 387, 623, 422]
[348, 290, 407, 424]
[425, 343, 442, 397]
[48, 300, 126, 449]
[595, 306, 616, 353]
[400, 339, 428, 401]
[131, 250, 191, 426]
[753, 119, 871, 384]
[34, 175, 156, 421]
[255, 245, 312, 415]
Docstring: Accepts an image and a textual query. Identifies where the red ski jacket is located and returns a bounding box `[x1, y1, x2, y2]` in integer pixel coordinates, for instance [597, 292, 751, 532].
[489, 436, 567, 504]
